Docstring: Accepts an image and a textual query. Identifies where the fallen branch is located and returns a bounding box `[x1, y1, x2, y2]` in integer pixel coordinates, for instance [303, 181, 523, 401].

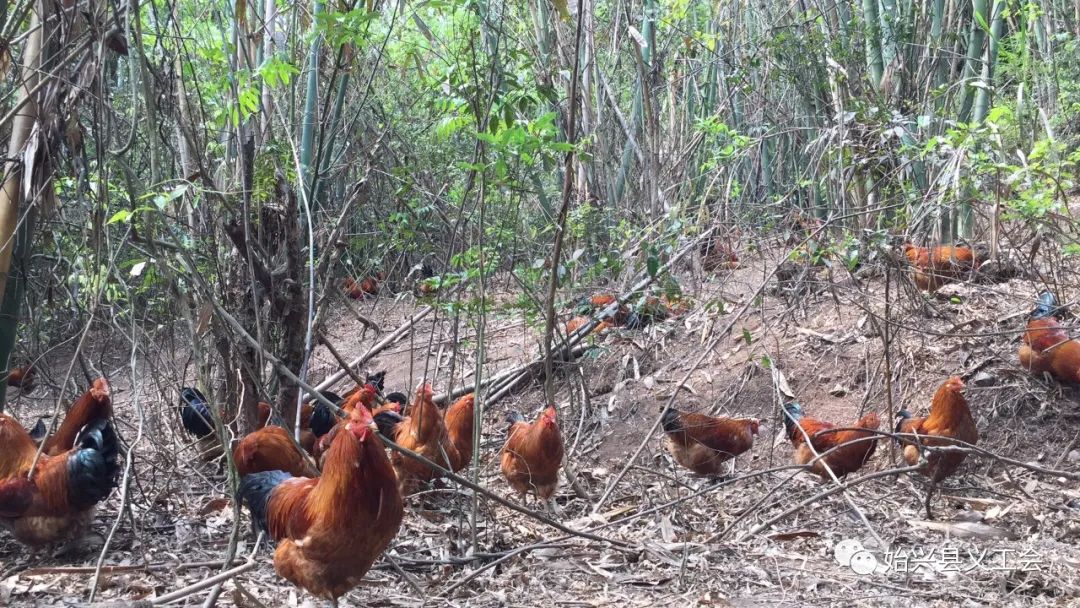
[314, 303, 436, 393]
[737, 465, 924, 541]
[334, 288, 383, 333]
[318, 332, 368, 389]
[149, 534, 263, 605]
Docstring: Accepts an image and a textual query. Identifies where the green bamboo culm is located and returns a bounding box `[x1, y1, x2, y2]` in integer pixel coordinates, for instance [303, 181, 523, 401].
[862, 0, 884, 86]
[972, 0, 1006, 123]
[957, 0, 989, 123]
[299, 0, 325, 212]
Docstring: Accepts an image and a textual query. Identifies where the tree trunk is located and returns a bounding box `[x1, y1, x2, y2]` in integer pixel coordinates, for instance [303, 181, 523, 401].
[0, 3, 43, 409]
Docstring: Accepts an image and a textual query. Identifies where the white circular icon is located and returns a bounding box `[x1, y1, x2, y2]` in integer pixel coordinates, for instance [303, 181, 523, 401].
[849, 549, 879, 575]
[834, 539, 865, 567]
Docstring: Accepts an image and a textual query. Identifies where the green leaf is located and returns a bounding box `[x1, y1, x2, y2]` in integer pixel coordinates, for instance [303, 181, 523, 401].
[107, 209, 133, 224]
[742, 328, 752, 345]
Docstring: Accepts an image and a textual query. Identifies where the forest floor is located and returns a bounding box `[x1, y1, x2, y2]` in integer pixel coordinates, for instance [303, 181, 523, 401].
[1, 240, 1079, 607]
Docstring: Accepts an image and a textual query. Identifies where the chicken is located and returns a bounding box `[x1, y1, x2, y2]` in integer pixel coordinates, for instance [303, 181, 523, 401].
[308, 391, 344, 438]
[341, 276, 380, 300]
[6, 364, 35, 393]
[389, 384, 456, 494]
[27, 417, 48, 443]
[256, 401, 318, 455]
[570, 291, 630, 326]
[0, 381, 119, 546]
[1018, 291, 1080, 383]
[565, 316, 613, 336]
[179, 386, 222, 461]
[238, 406, 403, 602]
[895, 376, 978, 517]
[359, 276, 379, 296]
[341, 277, 365, 300]
[40, 378, 114, 456]
[443, 393, 475, 473]
[500, 406, 564, 512]
[783, 403, 880, 479]
[661, 408, 759, 476]
[365, 370, 387, 394]
[701, 237, 739, 271]
[902, 243, 987, 291]
[322, 383, 397, 446]
[234, 426, 319, 478]
[589, 293, 617, 308]
[314, 408, 405, 468]
[341, 384, 380, 414]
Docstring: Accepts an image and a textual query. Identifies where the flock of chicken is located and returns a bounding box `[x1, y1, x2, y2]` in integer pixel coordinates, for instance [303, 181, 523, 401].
[174, 376, 564, 602]
[0, 242, 1075, 604]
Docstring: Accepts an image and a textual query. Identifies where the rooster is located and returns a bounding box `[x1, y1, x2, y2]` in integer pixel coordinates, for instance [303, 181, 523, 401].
[342, 384, 381, 414]
[571, 293, 629, 327]
[701, 237, 740, 271]
[1019, 291, 1080, 383]
[500, 406, 564, 512]
[238, 406, 403, 602]
[313, 404, 404, 467]
[256, 401, 318, 456]
[783, 403, 880, 479]
[0, 380, 119, 546]
[389, 384, 457, 494]
[444, 393, 476, 473]
[39, 378, 114, 456]
[341, 277, 365, 300]
[234, 426, 319, 478]
[179, 386, 222, 462]
[896, 376, 978, 518]
[565, 316, 614, 337]
[6, 364, 35, 393]
[341, 275, 380, 300]
[661, 408, 759, 476]
[902, 243, 987, 291]
[307, 391, 345, 438]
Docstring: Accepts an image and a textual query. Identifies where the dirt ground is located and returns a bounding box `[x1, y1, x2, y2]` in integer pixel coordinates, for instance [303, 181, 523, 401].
[1, 243, 1078, 607]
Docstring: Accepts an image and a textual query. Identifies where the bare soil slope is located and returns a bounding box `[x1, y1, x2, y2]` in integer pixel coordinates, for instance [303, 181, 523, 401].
[1, 249, 1078, 607]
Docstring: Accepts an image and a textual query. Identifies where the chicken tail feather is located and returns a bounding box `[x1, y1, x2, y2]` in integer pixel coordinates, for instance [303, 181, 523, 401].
[782, 402, 804, 437]
[505, 411, 525, 429]
[27, 416, 48, 442]
[309, 401, 339, 437]
[660, 407, 683, 434]
[373, 410, 404, 440]
[238, 470, 292, 534]
[1032, 291, 1060, 320]
[894, 409, 913, 441]
[67, 418, 120, 510]
[180, 387, 214, 437]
